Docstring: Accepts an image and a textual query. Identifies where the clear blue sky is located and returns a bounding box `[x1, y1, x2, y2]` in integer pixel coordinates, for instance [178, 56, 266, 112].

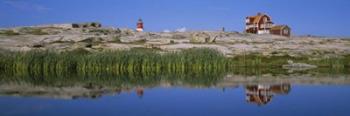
[1, 0, 349, 36]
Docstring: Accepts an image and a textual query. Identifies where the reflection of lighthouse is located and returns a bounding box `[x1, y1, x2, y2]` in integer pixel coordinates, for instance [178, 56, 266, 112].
[136, 18, 144, 32]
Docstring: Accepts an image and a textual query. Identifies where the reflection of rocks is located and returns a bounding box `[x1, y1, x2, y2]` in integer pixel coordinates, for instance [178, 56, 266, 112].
[0, 72, 350, 100]
[0, 82, 292, 106]
[0, 83, 148, 100]
[245, 84, 291, 106]
[0, 83, 126, 100]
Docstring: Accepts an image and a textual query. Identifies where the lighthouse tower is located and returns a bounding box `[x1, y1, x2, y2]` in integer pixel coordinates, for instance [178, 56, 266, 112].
[136, 18, 144, 32]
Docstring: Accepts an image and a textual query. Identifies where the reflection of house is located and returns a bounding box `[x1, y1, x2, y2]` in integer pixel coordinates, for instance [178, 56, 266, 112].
[245, 13, 291, 37]
[245, 84, 291, 106]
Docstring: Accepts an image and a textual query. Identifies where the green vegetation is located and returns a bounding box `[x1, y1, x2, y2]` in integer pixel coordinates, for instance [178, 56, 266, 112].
[0, 48, 227, 78]
[0, 48, 349, 80]
[227, 54, 350, 69]
[90, 22, 101, 27]
[89, 28, 111, 35]
[19, 27, 49, 35]
[111, 36, 121, 43]
[0, 30, 20, 36]
[0, 69, 225, 88]
[0, 48, 349, 89]
[129, 39, 147, 44]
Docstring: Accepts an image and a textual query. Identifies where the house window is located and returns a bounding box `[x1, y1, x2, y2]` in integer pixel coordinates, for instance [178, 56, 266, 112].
[263, 17, 268, 23]
[246, 19, 250, 23]
[283, 29, 289, 34]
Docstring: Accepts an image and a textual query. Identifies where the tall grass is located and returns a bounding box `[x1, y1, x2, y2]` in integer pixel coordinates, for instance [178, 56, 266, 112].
[0, 48, 228, 77]
[0, 48, 349, 78]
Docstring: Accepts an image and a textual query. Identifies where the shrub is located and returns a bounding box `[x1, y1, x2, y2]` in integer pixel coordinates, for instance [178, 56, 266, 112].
[89, 29, 110, 35]
[0, 30, 20, 36]
[111, 36, 121, 43]
[90, 22, 102, 28]
[19, 27, 49, 35]
[130, 39, 147, 44]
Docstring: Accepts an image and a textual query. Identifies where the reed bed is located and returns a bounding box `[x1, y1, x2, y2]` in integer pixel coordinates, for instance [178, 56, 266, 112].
[0, 48, 227, 77]
[0, 48, 349, 78]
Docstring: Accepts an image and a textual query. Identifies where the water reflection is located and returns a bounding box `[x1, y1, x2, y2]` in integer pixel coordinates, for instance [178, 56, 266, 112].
[0, 83, 292, 106]
[1, 69, 350, 116]
[1, 68, 350, 105]
[245, 84, 291, 106]
[136, 87, 144, 98]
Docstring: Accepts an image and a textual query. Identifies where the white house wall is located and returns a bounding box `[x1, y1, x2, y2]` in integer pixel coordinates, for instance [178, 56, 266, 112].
[258, 30, 270, 34]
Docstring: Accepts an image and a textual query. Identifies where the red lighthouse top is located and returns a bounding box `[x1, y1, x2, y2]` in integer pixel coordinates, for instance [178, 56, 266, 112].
[136, 18, 144, 32]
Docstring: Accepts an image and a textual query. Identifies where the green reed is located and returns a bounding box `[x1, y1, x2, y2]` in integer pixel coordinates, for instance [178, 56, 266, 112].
[0, 48, 349, 78]
[0, 48, 228, 77]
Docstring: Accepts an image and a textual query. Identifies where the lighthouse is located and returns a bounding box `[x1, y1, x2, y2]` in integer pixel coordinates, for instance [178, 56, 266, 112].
[136, 18, 144, 32]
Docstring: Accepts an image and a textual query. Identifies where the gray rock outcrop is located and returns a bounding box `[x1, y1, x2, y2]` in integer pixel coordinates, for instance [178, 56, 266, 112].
[282, 60, 318, 71]
[0, 23, 350, 58]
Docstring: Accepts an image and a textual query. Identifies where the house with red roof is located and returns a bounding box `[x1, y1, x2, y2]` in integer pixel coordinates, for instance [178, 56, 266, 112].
[245, 13, 291, 37]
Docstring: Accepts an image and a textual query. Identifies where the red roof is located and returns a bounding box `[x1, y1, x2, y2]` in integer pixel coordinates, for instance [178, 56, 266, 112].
[247, 13, 271, 24]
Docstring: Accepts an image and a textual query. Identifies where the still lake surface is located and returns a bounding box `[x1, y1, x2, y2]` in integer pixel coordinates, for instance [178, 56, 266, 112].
[1, 69, 350, 116]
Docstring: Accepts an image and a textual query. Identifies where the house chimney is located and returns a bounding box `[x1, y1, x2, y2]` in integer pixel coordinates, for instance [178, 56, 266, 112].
[257, 12, 263, 16]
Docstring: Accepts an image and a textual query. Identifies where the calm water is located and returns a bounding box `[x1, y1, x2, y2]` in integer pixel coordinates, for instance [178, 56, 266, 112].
[1, 70, 350, 116]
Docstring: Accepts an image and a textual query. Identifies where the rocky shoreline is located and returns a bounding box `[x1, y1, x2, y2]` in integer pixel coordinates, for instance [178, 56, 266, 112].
[0, 24, 350, 58]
